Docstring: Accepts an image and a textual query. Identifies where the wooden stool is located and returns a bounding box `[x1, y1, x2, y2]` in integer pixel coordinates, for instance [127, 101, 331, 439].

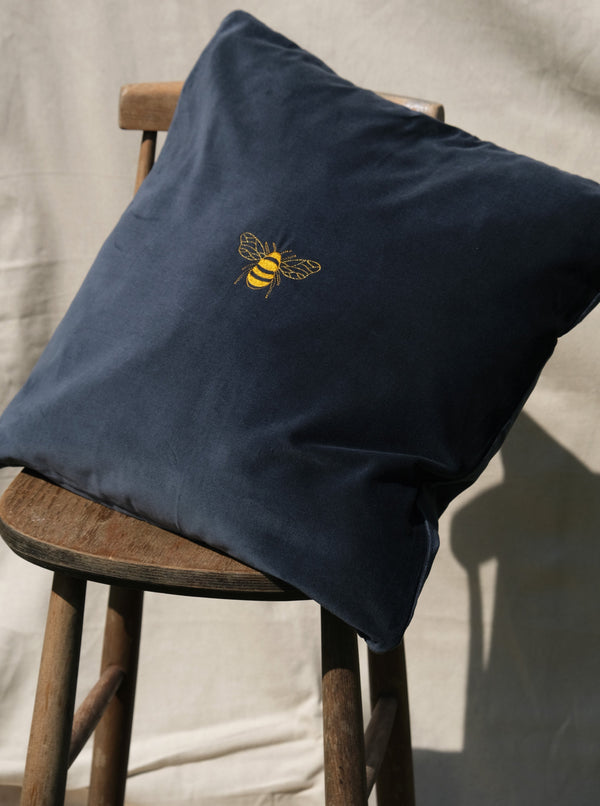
[0, 84, 444, 805]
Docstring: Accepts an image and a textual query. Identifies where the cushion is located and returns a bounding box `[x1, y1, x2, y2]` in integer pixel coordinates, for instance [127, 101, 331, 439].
[1, 10, 599, 652]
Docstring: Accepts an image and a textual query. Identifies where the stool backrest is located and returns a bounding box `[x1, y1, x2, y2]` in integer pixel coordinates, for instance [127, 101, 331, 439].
[119, 81, 445, 132]
[118, 82, 445, 193]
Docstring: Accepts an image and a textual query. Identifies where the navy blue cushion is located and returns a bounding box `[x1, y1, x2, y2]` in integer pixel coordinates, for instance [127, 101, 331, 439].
[1, 10, 599, 651]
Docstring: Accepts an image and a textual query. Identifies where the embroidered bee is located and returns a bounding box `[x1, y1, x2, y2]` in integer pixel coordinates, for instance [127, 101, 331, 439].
[235, 232, 321, 298]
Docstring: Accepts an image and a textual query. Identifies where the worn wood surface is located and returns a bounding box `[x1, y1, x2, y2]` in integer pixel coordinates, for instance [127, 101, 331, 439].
[20, 573, 86, 806]
[321, 607, 368, 806]
[0, 470, 304, 599]
[368, 641, 415, 806]
[89, 586, 143, 805]
[378, 91, 444, 120]
[119, 81, 183, 131]
[119, 81, 444, 131]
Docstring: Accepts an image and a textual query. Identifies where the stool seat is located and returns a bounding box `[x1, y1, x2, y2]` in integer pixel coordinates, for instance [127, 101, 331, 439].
[0, 469, 303, 600]
[0, 467, 414, 806]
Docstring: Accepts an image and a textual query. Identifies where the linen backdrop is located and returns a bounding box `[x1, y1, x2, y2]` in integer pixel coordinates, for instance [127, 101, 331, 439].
[1, 1, 599, 804]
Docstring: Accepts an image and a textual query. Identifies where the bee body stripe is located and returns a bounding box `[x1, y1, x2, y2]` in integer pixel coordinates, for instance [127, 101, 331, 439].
[253, 266, 276, 280]
[246, 252, 281, 290]
[247, 272, 271, 289]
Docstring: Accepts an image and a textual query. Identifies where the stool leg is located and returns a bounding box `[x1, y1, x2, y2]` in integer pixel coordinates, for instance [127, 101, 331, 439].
[368, 640, 415, 806]
[88, 586, 143, 806]
[321, 608, 367, 806]
[21, 572, 87, 806]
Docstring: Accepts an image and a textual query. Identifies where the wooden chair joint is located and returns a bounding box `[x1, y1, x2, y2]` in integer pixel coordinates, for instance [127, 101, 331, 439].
[68, 664, 125, 767]
[364, 695, 398, 795]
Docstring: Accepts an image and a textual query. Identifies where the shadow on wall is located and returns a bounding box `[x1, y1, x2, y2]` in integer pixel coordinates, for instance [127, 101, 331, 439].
[414, 412, 600, 806]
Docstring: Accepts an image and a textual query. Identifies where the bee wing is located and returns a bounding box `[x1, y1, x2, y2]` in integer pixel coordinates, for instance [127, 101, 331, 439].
[238, 232, 266, 262]
[280, 258, 322, 280]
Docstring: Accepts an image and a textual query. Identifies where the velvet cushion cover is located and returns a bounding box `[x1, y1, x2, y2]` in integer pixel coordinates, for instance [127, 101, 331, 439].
[1, 10, 599, 652]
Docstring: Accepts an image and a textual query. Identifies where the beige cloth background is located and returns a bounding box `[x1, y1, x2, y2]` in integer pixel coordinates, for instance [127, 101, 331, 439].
[1, 1, 599, 804]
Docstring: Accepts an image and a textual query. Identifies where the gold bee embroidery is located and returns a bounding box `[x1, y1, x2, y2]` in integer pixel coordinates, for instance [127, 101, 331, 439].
[235, 232, 321, 298]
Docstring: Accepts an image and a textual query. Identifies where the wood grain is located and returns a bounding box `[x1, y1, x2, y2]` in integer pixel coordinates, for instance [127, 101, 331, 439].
[368, 641, 415, 806]
[119, 81, 183, 131]
[20, 573, 86, 806]
[119, 81, 444, 131]
[89, 586, 143, 804]
[321, 608, 368, 805]
[0, 470, 304, 600]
